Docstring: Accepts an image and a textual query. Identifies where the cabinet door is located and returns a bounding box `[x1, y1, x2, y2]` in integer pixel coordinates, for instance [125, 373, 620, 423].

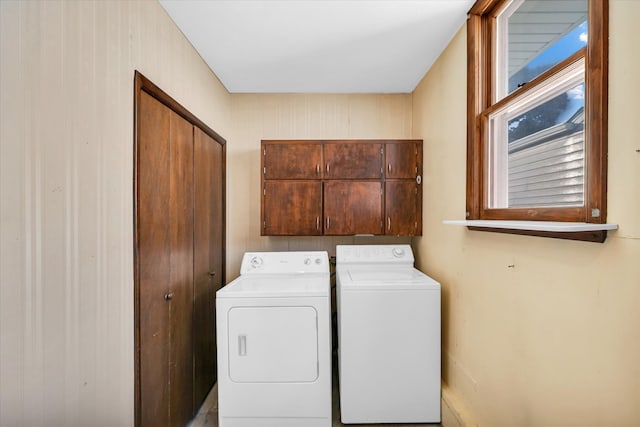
[263, 181, 323, 235]
[324, 142, 383, 179]
[324, 181, 383, 235]
[193, 127, 223, 411]
[386, 141, 420, 179]
[385, 181, 421, 236]
[263, 141, 322, 179]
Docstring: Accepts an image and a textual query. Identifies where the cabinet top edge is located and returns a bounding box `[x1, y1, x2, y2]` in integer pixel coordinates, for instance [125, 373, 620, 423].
[261, 139, 423, 144]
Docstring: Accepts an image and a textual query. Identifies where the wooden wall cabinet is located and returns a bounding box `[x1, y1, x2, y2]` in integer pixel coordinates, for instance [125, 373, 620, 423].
[261, 139, 422, 237]
[384, 140, 422, 236]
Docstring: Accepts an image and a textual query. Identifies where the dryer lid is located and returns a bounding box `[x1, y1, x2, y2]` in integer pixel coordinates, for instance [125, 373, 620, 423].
[217, 274, 330, 298]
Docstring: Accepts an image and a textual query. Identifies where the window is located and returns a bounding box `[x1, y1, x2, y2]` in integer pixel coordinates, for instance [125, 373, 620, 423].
[466, 0, 608, 225]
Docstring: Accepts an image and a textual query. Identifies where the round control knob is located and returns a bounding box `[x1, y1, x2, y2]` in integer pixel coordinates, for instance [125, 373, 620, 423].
[250, 256, 263, 269]
[392, 247, 405, 258]
[304, 258, 311, 265]
[315, 258, 322, 265]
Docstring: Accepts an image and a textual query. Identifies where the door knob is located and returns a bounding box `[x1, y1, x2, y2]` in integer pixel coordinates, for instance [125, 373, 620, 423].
[164, 292, 174, 301]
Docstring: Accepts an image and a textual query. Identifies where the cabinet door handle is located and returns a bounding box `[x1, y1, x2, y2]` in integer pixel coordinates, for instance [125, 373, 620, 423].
[387, 217, 391, 230]
[326, 163, 330, 174]
[164, 292, 174, 301]
[326, 216, 330, 229]
[208, 271, 216, 277]
[316, 216, 320, 231]
[316, 164, 320, 175]
[388, 163, 392, 174]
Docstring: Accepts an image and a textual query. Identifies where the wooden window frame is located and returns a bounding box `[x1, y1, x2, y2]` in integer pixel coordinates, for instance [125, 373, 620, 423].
[466, 0, 608, 237]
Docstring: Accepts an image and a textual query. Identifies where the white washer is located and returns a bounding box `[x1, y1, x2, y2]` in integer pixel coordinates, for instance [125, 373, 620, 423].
[216, 251, 332, 427]
[336, 244, 441, 424]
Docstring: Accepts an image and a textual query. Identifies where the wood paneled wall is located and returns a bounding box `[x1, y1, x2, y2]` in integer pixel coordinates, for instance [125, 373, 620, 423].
[0, 1, 230, 425]
[228, 94, 414, 278]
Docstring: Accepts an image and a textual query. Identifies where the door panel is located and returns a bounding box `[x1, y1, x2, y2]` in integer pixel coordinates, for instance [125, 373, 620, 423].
[385, 181, 419, 236]
[138, 92, 171, 426]
[263, 142, 322, 179]
[324, 181, 383, 235]
[228, 307, 319, 383]
[193, 128, 220, 409]
[210, 140, 223, 291]
[168, 112, 194, 426]
[385, 141, 418, 179]
[324, 142, 383, 179]
[263, 181, 322, 235]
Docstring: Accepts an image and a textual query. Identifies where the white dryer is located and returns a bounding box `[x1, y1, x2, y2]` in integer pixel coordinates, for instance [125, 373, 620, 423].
[216, 251, 331, 427]
[336, 244, 441, 424]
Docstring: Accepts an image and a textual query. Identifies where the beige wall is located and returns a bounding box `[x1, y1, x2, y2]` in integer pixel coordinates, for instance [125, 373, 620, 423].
[0, 1, 230, 425]
[3, 0, 638, 426]
[412, 1, 640, 426]
[227, 94, 413, 278]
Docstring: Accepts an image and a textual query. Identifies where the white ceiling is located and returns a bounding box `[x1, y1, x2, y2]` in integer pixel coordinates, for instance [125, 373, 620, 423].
[158, 0, 474, 94]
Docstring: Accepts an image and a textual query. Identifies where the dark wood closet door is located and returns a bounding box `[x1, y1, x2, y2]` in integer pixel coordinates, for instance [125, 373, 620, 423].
[193, 127, 222, 409]
[137, 92, 194, 427]
[136, 72, 227, 427]
[138, 91, 171, 426]
[168, 111, 194, 427]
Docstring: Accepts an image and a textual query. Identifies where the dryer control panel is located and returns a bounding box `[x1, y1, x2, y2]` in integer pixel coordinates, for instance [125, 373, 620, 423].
[240, 251, 329, 275]
[336, 244, 415, 265]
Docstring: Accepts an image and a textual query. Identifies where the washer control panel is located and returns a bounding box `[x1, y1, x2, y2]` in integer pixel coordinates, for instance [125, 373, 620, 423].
[240, 251, 329, 275]
[336, 244, 414, 264]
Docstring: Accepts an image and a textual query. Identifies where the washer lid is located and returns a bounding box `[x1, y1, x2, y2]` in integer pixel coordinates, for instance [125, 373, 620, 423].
[217, 274, 330, 298]
[339, 267, 440, 290]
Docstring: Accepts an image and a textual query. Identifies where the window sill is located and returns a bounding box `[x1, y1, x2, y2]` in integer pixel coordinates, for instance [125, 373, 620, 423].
[442, 220, 618, 243]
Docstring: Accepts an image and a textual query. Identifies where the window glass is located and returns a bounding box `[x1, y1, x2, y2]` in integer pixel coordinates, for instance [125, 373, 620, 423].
[498, 0, 588, 98]
[508, 83, 584, 143]
[487, 60, 585, 209]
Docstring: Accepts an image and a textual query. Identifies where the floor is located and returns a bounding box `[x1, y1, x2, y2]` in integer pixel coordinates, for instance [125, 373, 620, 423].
[189, 365, 442, 427]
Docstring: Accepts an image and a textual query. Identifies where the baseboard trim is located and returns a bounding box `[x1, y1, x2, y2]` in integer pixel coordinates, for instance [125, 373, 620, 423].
[441, 384, 477, 427]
